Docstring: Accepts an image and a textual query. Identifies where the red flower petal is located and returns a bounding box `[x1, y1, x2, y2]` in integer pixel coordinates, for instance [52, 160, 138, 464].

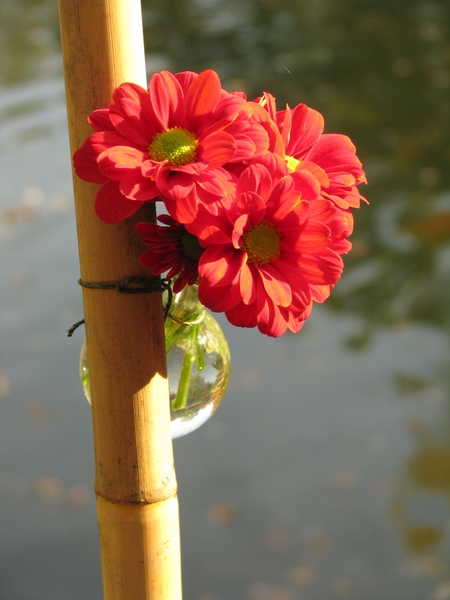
[186, 209, 231, 245]
[198, 131, 236, 168]
[265, 176, 297, 215]
[232, 213, 249, 248]
[331, 238, 352, 254]
[298, 250, 343, 285]
[136, 221, 158, 236]
[174, 71, 197, 94]
[155, 166, 195, 200]
[306, 198, 340, 222]
[195, 169, 237, 204]
[272, 260, 311, 307]
[251, 101, 285, 156]
[278, 104, 292, 147]
[234, 192, 266, 223]
[267, 189, 301, 222]
[282, 299, 310, 334]
[149, 71, 183, 130]
[199, 245, 246, 288]
[286, 104, 324, 158]
[85, 130, 132, 153]
[112, 83, 158, 139]
[95, 180, 143, 224]
[255, 285, 288, 337]
[109, 109, 151, 147]
[250, 152, 289, 182]
[199, 249, 247, 311]
[295, 160, 330, 187]
[74, 132, 133, 183]
[119, 168, 159, 200]
[225, 121, 270, 161]
[97, 146, 148, 180]
[290, 169, 321, 200]
[184, 70, 221, 131]
[258, 263, 292, 307]
[236, 164, 273, 201]
[309, 284, 332, 303]
[293, 220, 331, 253]
[88, 108, 114, 132]
[163, 189, 198, 224]
[322, 189, 365, 209]
[206, 96, 245, 132]
[306, 134, 360, 170]
[73, 145, 107, 184]
[239, 262, 257, 305]
[225, 298, 259, 330]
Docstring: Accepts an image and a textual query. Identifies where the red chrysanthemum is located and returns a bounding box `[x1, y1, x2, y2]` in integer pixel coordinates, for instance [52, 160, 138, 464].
[73, 69, 270, 224]
[186, 162, 348, 337]
[255, 93, 368, 210]
[136, 215, 202, 293]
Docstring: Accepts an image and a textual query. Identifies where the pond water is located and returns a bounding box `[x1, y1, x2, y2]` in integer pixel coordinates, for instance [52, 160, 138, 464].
[1, 1, 450, 599]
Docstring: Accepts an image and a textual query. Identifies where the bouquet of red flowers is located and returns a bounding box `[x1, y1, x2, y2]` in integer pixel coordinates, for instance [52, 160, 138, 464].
[74, 69, 366, 427]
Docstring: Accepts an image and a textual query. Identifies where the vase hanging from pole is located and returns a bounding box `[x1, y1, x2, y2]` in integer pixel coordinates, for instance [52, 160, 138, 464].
[79, 283, 231, 438]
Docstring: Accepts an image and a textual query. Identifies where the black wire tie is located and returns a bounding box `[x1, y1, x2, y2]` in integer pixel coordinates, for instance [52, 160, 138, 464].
[67, 277, 173, 337]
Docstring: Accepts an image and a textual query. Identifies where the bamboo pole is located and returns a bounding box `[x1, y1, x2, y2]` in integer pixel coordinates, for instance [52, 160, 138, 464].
[58, 1, 182, 598]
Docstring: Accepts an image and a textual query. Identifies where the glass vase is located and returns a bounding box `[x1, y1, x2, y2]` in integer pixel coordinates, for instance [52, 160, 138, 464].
[79, 283, 231, 438]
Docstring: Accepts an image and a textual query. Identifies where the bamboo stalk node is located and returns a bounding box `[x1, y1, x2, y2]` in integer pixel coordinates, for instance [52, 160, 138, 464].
[95, 489, 179, 507]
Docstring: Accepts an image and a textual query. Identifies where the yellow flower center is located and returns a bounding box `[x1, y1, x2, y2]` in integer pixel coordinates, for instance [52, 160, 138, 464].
[181, 231, 204, 260]
[242, 219, 281, 265]
[285, 154, 300, 173]
[148, 127, 198, 166]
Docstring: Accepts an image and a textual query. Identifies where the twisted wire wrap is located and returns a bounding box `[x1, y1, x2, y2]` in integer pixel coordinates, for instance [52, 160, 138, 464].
[67, 277, 172, 337]
[78, 276, 171, 295]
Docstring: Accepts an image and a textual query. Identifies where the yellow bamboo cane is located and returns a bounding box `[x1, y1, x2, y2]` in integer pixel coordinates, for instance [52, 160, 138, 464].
[58, 0, 182, 597]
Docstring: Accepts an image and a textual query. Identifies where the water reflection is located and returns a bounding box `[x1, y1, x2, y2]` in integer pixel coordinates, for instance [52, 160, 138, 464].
[384, 350, 450, 598]
[0, 0, 61, 85]
[391, 417, 450, 581]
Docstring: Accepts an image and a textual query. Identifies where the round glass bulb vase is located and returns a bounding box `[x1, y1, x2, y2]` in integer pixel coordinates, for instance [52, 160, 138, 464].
[79, 283, 231, 438]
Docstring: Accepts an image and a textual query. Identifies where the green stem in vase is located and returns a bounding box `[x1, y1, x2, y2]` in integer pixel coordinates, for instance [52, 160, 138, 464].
[165, 283, 206, 411]
[165, 318, 185, 354]
[194, 322, 206, 372]
[172, 347, 196, 410]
